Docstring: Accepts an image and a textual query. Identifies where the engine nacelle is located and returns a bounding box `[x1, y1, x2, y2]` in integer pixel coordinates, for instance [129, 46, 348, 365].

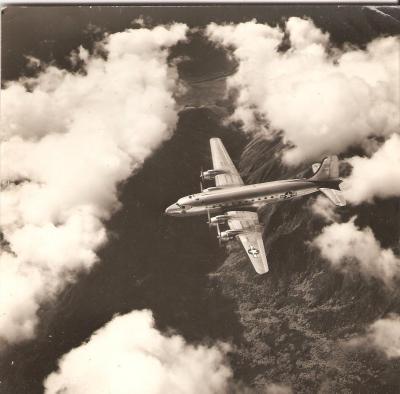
[218, 229, 243, 242]
[200, 169, 227, 181]
[209, 215, 230, 226]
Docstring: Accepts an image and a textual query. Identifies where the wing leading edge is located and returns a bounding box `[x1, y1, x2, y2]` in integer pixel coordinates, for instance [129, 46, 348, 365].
[226, 211, 269, 274]
[210, 138, 244, 187]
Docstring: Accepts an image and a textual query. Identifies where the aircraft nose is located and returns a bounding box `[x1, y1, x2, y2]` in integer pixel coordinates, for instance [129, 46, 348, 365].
[165, 203, 180, 216]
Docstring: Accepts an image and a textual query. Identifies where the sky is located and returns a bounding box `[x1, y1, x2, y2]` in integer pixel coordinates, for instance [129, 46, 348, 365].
[1, 4, 400, 394]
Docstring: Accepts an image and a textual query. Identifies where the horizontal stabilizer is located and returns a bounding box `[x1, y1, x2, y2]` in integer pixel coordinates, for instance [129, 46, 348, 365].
[319, 188, 346, 207]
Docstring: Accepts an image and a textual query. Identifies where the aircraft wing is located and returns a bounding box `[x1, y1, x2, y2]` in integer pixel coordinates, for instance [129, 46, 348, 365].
[226, 211, 269, 274]
[210, 138, 244, 187]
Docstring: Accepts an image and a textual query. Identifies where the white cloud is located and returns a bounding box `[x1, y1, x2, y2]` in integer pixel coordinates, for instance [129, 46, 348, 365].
[366, 314, 400, 359]
[342, 133, 400, 204]
[346, 314, 400, 359]
[310, 194, 339, 222]
[206, 18, 400, 165]
[0, 24, 187, 345]
[265, 383, 293, 394]
[312, 218, 400, 286]
[44, 310, 232, 394]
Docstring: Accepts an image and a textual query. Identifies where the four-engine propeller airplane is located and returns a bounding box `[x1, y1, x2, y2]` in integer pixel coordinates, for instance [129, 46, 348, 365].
[165, 138, 346, 274]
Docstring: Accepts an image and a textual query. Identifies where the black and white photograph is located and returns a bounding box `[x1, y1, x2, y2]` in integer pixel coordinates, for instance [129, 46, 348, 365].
[1, 2, 400, 393]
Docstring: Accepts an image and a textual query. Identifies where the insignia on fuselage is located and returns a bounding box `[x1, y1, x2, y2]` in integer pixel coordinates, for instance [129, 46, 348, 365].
[280, 190, 296, 199]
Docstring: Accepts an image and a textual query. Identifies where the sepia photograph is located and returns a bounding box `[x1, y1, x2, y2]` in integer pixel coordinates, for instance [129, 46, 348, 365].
[1, 2, 400, 393]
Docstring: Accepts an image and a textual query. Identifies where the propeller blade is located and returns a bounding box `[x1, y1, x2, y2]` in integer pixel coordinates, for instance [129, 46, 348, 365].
[199, 166, 203, 192]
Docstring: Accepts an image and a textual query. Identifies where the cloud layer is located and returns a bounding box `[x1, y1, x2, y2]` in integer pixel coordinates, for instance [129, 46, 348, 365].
[347, 314, 400, 359]
[0, 24, 187, 345]
[206, 18, 399, 165]
[44, 310, 232, 394]
[342, 133, 400, 204]
[365, 314, 400, 359]
[313, 218, 400, 286]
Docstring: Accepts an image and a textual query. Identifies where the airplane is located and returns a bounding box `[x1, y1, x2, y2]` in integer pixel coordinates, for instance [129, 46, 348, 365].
[165, 138, 346, 274]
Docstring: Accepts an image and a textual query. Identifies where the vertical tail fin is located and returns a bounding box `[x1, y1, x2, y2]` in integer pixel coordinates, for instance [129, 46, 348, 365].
[310, 156, 346, 206]
[309, 156, 339, 181]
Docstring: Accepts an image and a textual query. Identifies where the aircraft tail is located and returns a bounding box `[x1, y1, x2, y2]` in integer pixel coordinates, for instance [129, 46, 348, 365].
[319, 188, 346, 207]
[309, 155, 339, 181]
[309, 156, 346, 206]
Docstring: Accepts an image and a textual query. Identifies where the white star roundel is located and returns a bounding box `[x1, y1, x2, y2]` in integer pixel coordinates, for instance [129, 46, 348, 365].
[248, 247, 260, 257]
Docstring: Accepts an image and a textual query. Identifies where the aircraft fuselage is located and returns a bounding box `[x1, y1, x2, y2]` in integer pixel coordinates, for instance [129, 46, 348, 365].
[165, 178, 340, 217]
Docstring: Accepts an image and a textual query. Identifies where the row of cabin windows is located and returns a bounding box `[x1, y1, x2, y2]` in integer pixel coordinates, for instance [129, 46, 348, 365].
[210, 195, 275, 208]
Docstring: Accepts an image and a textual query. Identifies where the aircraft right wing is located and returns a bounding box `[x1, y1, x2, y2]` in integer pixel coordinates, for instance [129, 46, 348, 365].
[226, 211, 269, 274]
[210, 138, 244, 187]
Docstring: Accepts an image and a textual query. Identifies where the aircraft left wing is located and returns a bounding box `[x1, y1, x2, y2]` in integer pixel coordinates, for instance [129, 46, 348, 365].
[227, 211, 269, 274]
[210, 138, 244, 187]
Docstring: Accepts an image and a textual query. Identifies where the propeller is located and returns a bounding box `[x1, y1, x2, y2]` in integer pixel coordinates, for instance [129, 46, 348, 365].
[216, 222, 223, 247]
[205, 205, 212, 229]
[199, 166, 204, 192]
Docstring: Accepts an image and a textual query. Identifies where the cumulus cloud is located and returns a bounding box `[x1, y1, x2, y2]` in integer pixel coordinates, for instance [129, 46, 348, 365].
[0, 24, 187, 345]
[342, 133, 400, 204]
[366, 314, 400, 359]
[206, 18, 400, 165]
[312, 218, 400, 286]
[44, 310, 232, 394]
[347, 314, 400, 359]
[310, 194, 340, 222]
[265, 383, 293, 394]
